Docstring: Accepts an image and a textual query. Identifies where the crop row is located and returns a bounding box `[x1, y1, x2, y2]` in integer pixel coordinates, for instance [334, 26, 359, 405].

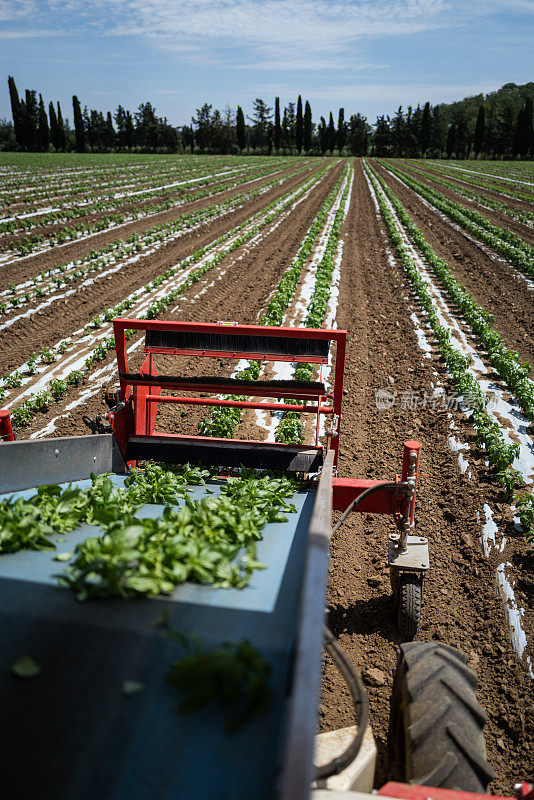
[384, 161, 534, 259]
[0, 160, 276, 225]
[0, 199, 239, 323]
[402, 162, 534, 226]
[0, 160, 201, 209]
[275, 163, 353, 445]
[364, 162, 533, 527]
[423, 162, 534, 205]
[2, 163, 335, 428]
[0, 163, 287, 256]
[444, 160, 534, 177]
[197, 164, 351, 439]
[0, 163, 312, 316]
[441, 161, 534, 184]
[0, 156, 266, 207]
[379, 161, 534, 277]
[368, 164, 534, 420]
[0, 163, 244, 233]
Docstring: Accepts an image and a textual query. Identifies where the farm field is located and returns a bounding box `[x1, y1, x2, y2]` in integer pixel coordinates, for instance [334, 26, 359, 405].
[0, 153, 533, 789]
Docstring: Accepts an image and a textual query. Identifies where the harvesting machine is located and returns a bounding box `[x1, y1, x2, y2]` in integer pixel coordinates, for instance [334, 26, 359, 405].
[0, 319, 518, 799]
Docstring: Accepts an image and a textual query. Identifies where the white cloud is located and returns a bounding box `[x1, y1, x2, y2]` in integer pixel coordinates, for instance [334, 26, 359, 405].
[1, 0, 532, 75]
[258, 81, 503, 105]
[95, 0, 454, 73]
[0, 27, 68, 38]
[0, 0, 37, 21]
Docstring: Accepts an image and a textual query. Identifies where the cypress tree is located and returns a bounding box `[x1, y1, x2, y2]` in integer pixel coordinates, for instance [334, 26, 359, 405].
[236, 106, 246, 153]
[49, 101, 59, 150]
[7, 76, 23, 147]
[274, 97, 281, 152]
[318, 116, 328, 155]
[420, 101, 431, 156]
[106, 111, 115, 150]
[125, 111, 135, 150]
[473, 105, 485, 158]
[303, 100, 312, 152]
[37, 94, 49, 151]
[445, 124, 455, 158]
[327, 112, 335, 153]
[296, 95, 303, 154]
[56, 102, 66, 151]
[72, 95, 85, 151]
[336, 107, 345, 152]
[23, 90, 38, 150]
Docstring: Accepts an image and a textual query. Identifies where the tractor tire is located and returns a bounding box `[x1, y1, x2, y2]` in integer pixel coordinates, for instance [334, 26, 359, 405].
[389, 641, 495, 791]
[397, 573, 422, 639]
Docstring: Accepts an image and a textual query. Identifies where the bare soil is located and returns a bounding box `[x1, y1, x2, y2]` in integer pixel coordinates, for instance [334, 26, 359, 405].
[320, 160, 533, 791]
[0, 162, 329, 376]
[396, 161, 534, 245]
[373, 160, 534, 366]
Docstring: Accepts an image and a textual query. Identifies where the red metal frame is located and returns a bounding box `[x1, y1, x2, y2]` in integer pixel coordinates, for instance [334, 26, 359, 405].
[110, 319, 419, 523]
[112, 318, 346, 466]
[378, 782, 528, 800]
[0, 410, 15, 442]
[331, 441, 421, 517]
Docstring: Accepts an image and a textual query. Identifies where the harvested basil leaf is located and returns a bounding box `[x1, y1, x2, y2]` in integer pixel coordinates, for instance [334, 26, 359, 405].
[122, 680, 145, 697]
[11, 655, 41, 679]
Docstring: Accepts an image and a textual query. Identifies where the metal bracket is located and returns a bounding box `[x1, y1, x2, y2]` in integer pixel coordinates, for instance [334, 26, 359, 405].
[388, 534, 429, 572]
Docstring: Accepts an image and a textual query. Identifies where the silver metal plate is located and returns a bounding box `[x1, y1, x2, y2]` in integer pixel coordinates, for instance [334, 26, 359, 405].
[0, 434, 124, 493]
[388, 534, 429, 571]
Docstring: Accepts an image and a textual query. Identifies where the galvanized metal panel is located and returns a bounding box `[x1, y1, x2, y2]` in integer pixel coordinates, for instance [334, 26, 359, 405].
[0, 477, 317, 800]
[388, 535, 429, 571]
[280, 450, 335, 800]
[0, 434, 123, 493]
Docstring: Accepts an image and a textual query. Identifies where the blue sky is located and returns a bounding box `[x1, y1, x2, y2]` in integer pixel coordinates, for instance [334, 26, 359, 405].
[0, 0, 532, 128]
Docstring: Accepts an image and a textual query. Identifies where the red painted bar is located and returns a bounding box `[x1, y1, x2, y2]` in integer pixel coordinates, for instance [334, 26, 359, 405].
[145, 394, 333, 414]
[401, 439, 421, 524]
[142, 348, 327, 363]
[378, 783, 515, 800]
[332, 477, 399, 514]
[0, 409, 15, 442]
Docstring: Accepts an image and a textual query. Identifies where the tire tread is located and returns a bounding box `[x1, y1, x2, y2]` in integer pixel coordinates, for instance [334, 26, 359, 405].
[389, 642, 495, 790]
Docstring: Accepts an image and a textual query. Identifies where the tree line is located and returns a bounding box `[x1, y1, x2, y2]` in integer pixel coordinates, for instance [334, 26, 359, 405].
[373, 84, 534, 159]
[2, 75, 533, 159]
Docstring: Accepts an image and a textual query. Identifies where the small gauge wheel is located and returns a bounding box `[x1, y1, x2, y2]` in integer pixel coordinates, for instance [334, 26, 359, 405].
[397, 572, 422, 639]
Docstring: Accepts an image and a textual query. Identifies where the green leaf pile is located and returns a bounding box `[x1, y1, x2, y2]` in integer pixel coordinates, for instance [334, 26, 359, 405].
[0, 463, 209, 555]
[59, 472, 297, 600]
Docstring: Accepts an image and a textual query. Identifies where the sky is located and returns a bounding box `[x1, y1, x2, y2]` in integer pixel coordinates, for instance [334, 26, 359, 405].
[0, 0, 532, 129]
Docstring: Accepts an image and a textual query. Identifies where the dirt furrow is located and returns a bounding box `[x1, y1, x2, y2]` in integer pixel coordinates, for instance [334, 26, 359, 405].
[0, 163, 330, 377]
[372, 160, 534, 366]
[0, 162, 319, 291]
[414, 164, 534, 215]
[13, 161, 345, 439]
[319, 159, 533, 791]
[396, 162, 534, 245]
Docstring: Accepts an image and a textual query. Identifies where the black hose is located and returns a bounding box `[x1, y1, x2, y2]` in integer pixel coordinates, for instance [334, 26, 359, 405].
[332, 480, 408, 535]
[315, 626, 370, 779]
[314, 481, 410, 779]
